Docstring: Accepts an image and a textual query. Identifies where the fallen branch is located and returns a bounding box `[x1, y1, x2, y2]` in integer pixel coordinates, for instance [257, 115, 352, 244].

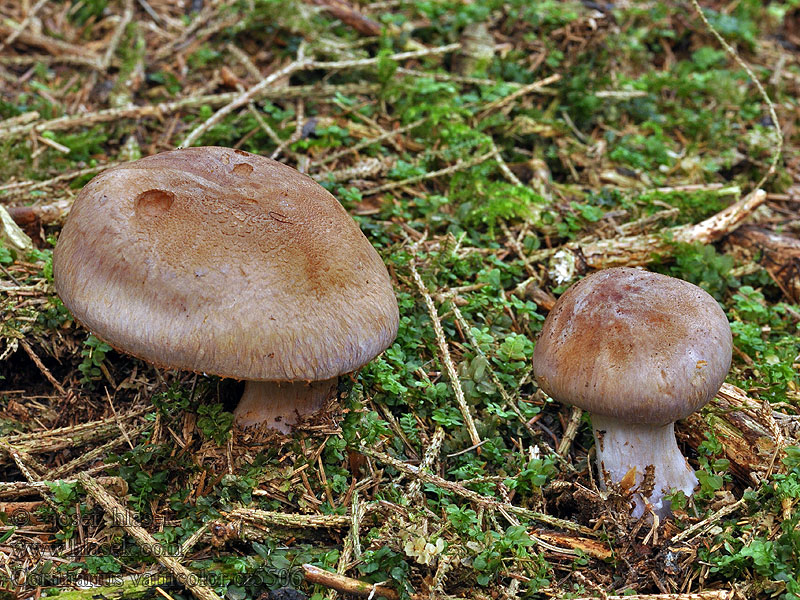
[680, 383, 792, 486]
[302, 564, 400, 600]
[727, 225, 800, 303]
[536, 188, 767, 284]
[78, 473, 223, 600]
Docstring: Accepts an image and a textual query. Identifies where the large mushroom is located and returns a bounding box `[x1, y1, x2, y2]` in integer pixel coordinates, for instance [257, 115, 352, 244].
[53, 146, 399, 432]
[532, 267, 732, 518]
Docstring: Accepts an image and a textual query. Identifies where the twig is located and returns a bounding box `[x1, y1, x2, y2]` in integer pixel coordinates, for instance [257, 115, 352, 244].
[446, 439, 489, 458]
[19, 339, 66, 396]
[78, 473, 223, 600]
[36, 135, 71, 154]
[556, 406, 584, 458]
[7, 406, 150, 453]
[182, 43, 461, 147]
[0, 20, 98, 65]
[364, 150, 495, 196]
[396, 67, 514, 87]
[153, 0, 238, 59]
[0, 476, 126, 499]
[312, 157, 385, 183]
[0, 111, 39, 130]
[311, 43, 460, 70]
[682, 188, 767, 244]
[226, 43, 263, 81]
[181, 60, 306, 147]
[408, 262, 482, 451]
[668, 498, 747, 545]
[477, 74, 561, 119]
[448, 302, 570, 469]
[303, 564, 399, 600]
[407, 427, 445, 500]
[0, 263, 21, 286]
[0, 84, 379, 141]
[0, 441, 71, 519]
[0, 162, 121, 194]
[313, 117, 427, 167]
[534, 189, 767, 281]
[43, 425, 146, 480]
[0, 441, 44, 482]
[491, 140, 523, 186]
[0, 0, 49, 51]
[359, 443, 596, 536]
[309, 0, 382, 36]
[178, 522, 210, 558]
[594, 90, 649, 99]
[225, 507, 351, 529]
[270, 96, 306, 160]
[102, 0, 135, 70]
[326, 489, 367, 600]
[0, 53, 102, 68]
[570, 593, 731, 600]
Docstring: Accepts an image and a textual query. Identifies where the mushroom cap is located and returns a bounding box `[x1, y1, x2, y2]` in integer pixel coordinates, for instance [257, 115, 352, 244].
[53, 146, 399, 382]
[532, 267, 732, 424]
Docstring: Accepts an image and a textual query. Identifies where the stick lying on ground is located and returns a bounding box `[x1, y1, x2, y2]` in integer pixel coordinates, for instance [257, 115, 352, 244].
[727, 224, 800, 303]
[536, 188, 767, 284]
[302, 564, 401, 600]
[78, 473, 223, 600]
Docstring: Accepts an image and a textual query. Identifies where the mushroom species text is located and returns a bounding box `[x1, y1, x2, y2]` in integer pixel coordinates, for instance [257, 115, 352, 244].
[53, 146, 399, 432]
[532, 267, 732, 518]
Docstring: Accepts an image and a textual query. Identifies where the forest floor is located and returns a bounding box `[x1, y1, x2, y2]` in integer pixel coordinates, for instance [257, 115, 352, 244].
[1, 0, 800, 599]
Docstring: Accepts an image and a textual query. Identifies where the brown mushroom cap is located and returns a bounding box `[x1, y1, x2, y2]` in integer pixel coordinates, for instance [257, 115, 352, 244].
[53, 146, 399, 382]
[532, 267, 732, 424]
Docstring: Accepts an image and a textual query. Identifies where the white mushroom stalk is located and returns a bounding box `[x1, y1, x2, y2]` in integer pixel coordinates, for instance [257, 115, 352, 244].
[234, 379, 338, 432]
[532, 267, 732, 520]
[591, 415, 698, 519]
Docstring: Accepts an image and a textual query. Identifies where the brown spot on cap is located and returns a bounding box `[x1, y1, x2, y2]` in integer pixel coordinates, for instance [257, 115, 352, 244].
[233, 162, 253, 176]
[135, 189, 174, 218]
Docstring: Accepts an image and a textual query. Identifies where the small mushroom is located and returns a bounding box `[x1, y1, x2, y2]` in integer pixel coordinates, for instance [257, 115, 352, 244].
[53, 147, 399, 432]
[532, 267, 732, 518]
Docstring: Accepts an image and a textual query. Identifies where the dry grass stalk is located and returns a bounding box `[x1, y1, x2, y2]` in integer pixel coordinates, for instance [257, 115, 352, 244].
[409, 261, 482, 451]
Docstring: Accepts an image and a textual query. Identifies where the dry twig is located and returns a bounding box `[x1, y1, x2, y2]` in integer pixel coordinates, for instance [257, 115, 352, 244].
[78, 473, 224, 600]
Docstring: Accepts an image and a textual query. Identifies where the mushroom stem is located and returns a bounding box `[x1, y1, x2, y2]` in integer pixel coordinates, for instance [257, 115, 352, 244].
[591, 414, 698, 519]
[234, 378, 337, 432]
